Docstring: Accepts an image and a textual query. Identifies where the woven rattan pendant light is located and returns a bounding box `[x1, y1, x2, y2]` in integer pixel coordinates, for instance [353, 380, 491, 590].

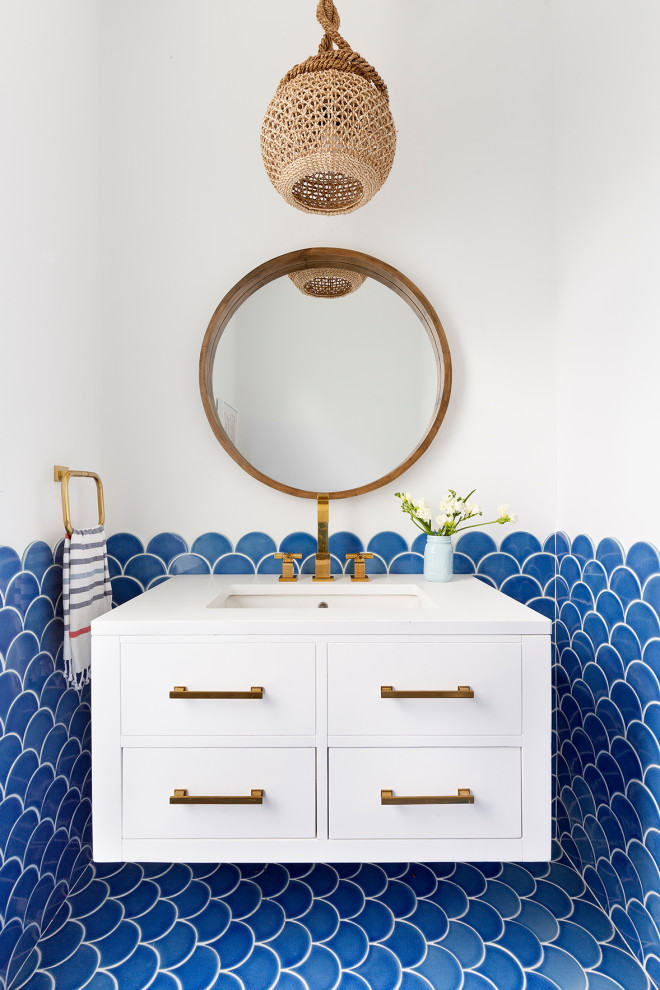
[289, 267, 366, 297]
[261, 0, 396, 216]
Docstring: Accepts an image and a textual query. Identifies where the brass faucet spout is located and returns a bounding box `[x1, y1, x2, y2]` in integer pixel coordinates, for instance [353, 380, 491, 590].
[313, 494, 334, 581]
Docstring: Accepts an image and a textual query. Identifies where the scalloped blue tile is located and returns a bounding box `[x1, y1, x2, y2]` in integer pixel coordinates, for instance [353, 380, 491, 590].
[110, 575, 144, 606]
[626, 541, 660, 585]
[559, 555, 582, 589]
[582, 560, 608, 599]
[388, 552, 423, 575]
[23, 543, 54, 584]
[5, 572, 41, 618]
[106, 533, 144, 568]
[191, 533, 233, 566]
[453, 551, 475, 574]
[626, 601, 660, 646]
[455, 531, 497, 566]
[595, 537, 625, 576]
[0, 608, 23, 660]
[499, 531, 542, 565]
[572, 534, 596, 568]
[410, 533, 427, 556]
[6, 631, 39, 678]
[544, 532, 571, 559]
[279, 531, 317, 560]
[235, 532, 277, 565]
[1, 528, 659, 990]
[571, 581, 595, 619]
[24, 597, 54, 641]
[610, 566, 642, 609]
[611, 624, 641, 663]
[0, 546, 22, 595]
[258, 553, 298, 576]
[146, 532, 188, 567]
[169, 553, 211, 576]
[366, 532, 408, 565]
[500, 574, 542, 605]
[596, 590, 625, 631]
[213, 554, 256, 575]
[124, 553, 167, 586]
[522, 552, 556, 587]
[328, 531, 364, 560]
[39, 566, 62, 613]
[477, 552, 520, 585]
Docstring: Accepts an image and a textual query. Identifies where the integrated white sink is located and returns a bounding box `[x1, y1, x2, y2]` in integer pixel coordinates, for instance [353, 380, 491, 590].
[209, 583, 436, 610]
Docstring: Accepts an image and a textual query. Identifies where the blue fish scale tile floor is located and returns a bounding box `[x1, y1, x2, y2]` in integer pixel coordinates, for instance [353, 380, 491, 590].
[11, 852, 650, 990]
[1, 530, 659, 990]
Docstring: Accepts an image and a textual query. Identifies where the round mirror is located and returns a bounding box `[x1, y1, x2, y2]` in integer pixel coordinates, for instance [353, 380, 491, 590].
[200, 248, 452, 499]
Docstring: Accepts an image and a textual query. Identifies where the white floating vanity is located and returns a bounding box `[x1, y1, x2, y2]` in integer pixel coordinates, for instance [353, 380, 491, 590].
[91, 574, 551, 863]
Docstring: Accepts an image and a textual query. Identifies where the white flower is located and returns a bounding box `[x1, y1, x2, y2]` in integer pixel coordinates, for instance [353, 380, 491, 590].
[497, 504, 517, 523]
[403, 492, 414, 504]
[416, 498, 432, 523]
[471, 504, 482, 517]
[435, 514, 450, 528]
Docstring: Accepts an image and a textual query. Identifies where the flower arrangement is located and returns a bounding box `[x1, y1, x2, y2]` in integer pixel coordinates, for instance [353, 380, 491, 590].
[394, 489, 517, 536]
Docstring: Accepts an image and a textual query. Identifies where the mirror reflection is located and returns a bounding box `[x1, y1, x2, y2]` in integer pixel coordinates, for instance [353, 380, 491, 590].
[211, 274, 439, 493]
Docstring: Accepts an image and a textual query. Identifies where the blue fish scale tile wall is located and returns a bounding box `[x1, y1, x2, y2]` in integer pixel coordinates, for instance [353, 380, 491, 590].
[1, 530, 659, 990]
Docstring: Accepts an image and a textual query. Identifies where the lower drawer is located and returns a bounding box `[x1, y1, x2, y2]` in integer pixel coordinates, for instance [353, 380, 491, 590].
[123, 747, 316, 839]
[329, 747, 521, 839]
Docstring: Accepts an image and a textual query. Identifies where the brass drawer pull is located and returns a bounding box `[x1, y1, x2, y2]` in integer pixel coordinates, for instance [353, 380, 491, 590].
[170, 788, 264, 805]
[381, 788, 474, 805]
[169, 685, 263, 700]
[380, 685, 474, 699]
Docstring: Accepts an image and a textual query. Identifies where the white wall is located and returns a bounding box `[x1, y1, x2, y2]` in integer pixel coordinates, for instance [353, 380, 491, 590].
[0, 0, 103, 555]
[96, 0, 556, 547]
[3, 0, 557, 551]
[554, 1, 660, 551]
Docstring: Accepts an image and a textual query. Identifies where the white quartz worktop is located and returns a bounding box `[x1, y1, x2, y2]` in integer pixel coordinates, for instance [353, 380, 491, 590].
[91, 573, 551, 636]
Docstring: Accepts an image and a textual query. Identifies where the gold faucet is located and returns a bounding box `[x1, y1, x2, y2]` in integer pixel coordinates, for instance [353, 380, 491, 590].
[313, 494, 334, 581]
[274, 552, 301, 582]
[346, 552, 373, 582]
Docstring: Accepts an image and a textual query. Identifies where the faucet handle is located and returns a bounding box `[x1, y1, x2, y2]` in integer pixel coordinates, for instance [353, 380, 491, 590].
[274, 552, 302, 583]
[346, 552, 373, 582]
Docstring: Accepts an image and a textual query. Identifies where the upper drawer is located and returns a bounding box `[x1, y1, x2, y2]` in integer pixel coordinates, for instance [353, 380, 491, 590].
[121, 642, 315, 735]
[328, 642, 521, 735]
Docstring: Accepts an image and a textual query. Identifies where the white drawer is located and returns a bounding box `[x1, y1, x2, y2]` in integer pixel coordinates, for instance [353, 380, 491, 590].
[121, 643, 315, 735]
[329, 747, 521, 839]
[327, 642, 520, 735]
[123, 747, 316, 839]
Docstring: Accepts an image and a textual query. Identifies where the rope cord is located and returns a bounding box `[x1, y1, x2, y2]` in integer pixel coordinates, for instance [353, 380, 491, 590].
[277, 0, 389, 100]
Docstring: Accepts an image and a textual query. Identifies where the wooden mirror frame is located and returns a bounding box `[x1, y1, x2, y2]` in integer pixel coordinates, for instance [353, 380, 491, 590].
[200, 247, 452, 499]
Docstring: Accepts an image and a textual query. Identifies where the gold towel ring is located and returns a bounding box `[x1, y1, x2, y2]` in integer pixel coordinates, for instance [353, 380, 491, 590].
[54, 465, 105, 536]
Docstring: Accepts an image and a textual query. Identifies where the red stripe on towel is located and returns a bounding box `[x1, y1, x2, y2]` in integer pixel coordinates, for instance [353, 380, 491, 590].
[69, 625, 91, 639]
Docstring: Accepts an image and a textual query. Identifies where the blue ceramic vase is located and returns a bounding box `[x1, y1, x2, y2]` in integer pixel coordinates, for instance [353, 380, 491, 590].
[424, 535, 453, 582]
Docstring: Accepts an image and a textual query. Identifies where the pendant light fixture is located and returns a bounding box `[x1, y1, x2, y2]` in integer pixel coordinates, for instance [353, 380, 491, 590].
[289, 267, 366, 298]
[261, 1, 396, 216]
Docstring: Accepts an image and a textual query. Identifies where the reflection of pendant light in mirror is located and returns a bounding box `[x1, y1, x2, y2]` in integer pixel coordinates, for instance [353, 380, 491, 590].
[289, 267, 366, 298]
[261, 1, 396, 216]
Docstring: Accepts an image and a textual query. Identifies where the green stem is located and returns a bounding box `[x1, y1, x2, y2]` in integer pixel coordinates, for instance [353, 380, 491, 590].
[454, 518, 504, 534]
[410, 517, 433, 535]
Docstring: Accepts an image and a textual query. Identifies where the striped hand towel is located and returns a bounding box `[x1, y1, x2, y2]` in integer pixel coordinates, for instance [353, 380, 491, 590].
[63, 525, 112, 687]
